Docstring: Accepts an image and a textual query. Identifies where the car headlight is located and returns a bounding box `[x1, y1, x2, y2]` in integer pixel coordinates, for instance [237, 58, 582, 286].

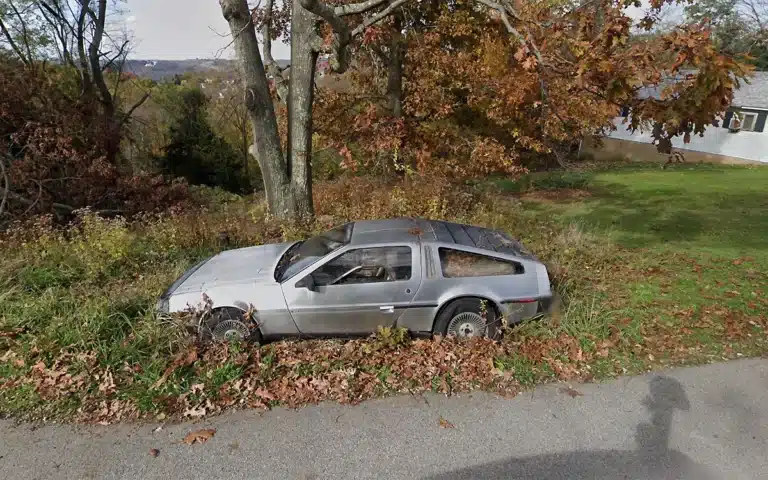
[156, 256, 212, 314]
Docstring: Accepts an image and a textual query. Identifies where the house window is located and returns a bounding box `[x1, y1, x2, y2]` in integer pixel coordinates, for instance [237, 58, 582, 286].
[729, 112, 758, 131]
[438, 248, 523, 278]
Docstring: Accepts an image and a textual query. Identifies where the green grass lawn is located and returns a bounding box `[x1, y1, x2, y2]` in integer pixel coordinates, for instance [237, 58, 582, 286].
[495, 164, 768, 371]
[525, 166, 768, 258]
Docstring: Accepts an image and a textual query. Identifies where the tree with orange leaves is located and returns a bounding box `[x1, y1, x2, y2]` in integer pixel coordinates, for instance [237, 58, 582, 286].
[223, 0, 751, 219]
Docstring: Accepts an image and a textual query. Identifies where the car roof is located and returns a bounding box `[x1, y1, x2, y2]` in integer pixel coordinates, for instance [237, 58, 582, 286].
[349, 218, 423, 245]
[349, 218, 535, 259]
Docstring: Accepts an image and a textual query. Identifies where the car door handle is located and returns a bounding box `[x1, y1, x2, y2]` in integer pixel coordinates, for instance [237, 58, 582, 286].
[380, 306, 395, 314]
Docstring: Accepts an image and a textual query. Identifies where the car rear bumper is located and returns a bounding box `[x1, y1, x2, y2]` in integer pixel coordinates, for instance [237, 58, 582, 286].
[501, 295, 548, 323]
[537, 295, 555, 314]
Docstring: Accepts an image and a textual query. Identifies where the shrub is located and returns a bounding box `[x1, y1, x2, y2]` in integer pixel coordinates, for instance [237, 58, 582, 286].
[0, 59, 192, 226]
[313, 175, 478, 221]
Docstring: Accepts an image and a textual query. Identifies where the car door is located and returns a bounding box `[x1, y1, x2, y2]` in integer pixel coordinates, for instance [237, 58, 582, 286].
[281, 245, 422, 335]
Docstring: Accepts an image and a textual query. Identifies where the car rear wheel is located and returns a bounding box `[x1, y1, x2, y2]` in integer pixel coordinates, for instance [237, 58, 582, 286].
[204, 308, 262, 344]
[434, 298, 500, 340]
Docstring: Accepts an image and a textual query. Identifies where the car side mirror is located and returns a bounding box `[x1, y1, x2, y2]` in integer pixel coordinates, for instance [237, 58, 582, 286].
[296, 275, 316, 291]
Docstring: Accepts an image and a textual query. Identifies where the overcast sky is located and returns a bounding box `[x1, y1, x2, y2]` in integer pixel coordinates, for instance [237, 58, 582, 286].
[124, 0, 663, 61]
[124, 0, 291, 60]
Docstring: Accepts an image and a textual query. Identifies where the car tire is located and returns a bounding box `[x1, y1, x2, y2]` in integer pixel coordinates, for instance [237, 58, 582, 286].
[204, 308, 262, 344]
[434, 298, 501, 340]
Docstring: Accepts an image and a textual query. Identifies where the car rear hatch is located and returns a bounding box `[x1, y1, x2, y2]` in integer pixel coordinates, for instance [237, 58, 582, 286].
[427, 220, 537, 260]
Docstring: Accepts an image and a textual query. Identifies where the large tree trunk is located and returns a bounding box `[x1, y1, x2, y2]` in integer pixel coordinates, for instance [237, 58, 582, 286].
[286, 1, 318, 218]
[379, 14, 405, 176]
[220, 0, 300, 219]
[386, 13, 404, 118]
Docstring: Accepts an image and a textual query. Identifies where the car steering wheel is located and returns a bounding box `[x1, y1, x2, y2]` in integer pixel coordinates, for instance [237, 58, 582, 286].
[374, 265, 397, 282]
[330, 264, 396, 285]
[329, 265, 363, 285]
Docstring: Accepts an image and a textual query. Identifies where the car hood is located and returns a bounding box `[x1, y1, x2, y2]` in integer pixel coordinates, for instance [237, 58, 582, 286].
[174, 242, 294, 293]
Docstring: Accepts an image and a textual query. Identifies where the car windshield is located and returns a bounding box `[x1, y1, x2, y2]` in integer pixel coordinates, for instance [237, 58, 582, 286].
[275, 223, 353, 282]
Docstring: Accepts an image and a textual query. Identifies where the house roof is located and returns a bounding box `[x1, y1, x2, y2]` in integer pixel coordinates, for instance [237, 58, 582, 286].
[636, 71, 768, 111]
[731, 72, 768, 109]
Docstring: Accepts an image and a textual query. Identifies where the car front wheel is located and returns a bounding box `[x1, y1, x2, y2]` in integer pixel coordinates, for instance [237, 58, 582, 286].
[434, 298, 500, 340]
[204, 308, 262, 344]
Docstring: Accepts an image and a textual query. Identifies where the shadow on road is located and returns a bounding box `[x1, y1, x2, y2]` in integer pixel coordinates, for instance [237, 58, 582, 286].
[425, 376, 719, 480]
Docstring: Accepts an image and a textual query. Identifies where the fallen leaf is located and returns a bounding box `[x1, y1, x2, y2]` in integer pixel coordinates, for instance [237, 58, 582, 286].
[254, 388, 275, 401]
[183, 405, 207, 418]
[152, 348, 199, 389]
[559, 387, 584, 398]
[438, 416, 455, 429]
[149, 448, 160, 457]
[182, 428, 216, 445]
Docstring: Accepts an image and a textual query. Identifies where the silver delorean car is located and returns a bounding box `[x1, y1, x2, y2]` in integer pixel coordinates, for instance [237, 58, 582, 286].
[157, 218, 552, 343]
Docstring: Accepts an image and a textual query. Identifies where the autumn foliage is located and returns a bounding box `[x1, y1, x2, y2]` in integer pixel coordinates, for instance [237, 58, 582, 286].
[313, 0, 751, 177]
[0, 59, 190, 224]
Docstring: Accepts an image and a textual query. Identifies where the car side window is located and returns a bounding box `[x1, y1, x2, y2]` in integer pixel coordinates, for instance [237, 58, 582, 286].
[438, 247, 523, 278]
[311, 246, 412, 287]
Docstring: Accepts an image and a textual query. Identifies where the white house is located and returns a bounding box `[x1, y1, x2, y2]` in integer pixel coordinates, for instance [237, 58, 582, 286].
[587, 72, 768, 165]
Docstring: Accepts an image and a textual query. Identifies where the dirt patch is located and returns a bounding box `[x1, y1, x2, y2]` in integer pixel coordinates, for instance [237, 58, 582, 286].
[520, 189, 592, 203]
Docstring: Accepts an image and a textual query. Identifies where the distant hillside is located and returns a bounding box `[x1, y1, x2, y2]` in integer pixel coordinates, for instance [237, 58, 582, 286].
[123, 58, 291, 82]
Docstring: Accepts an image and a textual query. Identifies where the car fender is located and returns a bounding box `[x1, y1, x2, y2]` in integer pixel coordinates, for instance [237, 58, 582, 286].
[168, 284, 300, 338]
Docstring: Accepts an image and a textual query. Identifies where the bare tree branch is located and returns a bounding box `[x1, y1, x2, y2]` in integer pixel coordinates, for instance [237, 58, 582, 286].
[0, 181, 71, 213]
[119, 92, 150, 128]
[300, 0, 410, 72]
[7, 0, 34, 63]
[351, 0, 409, 37]
[20, 178, 44, 218]
[215, 20, 251, 58]
[334, 0, 389, 16]
[101, 39, 128, 71]
[74, 1, 93, 98]
[301, 0, 349, 35]
[37, 1, 75, 66]
[261, 0, 289, 101]
[0, 15, 30, 65]
[473, 0, 531, 54]
[301, 0, 352, 72]
[742, 0, 767, 34]
[85, 0, 115, 114]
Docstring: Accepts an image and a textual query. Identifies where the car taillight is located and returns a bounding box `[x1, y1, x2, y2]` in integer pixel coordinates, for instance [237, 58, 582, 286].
[515, 298, 537, 303]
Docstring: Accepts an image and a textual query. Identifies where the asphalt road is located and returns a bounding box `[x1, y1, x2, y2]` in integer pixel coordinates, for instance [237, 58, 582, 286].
[2, 358, 767, 480]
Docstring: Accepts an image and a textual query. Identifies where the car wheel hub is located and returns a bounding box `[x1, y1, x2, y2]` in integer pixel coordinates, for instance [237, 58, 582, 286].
[447, 312, 486, 338]
[212, 319, 249, 342]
